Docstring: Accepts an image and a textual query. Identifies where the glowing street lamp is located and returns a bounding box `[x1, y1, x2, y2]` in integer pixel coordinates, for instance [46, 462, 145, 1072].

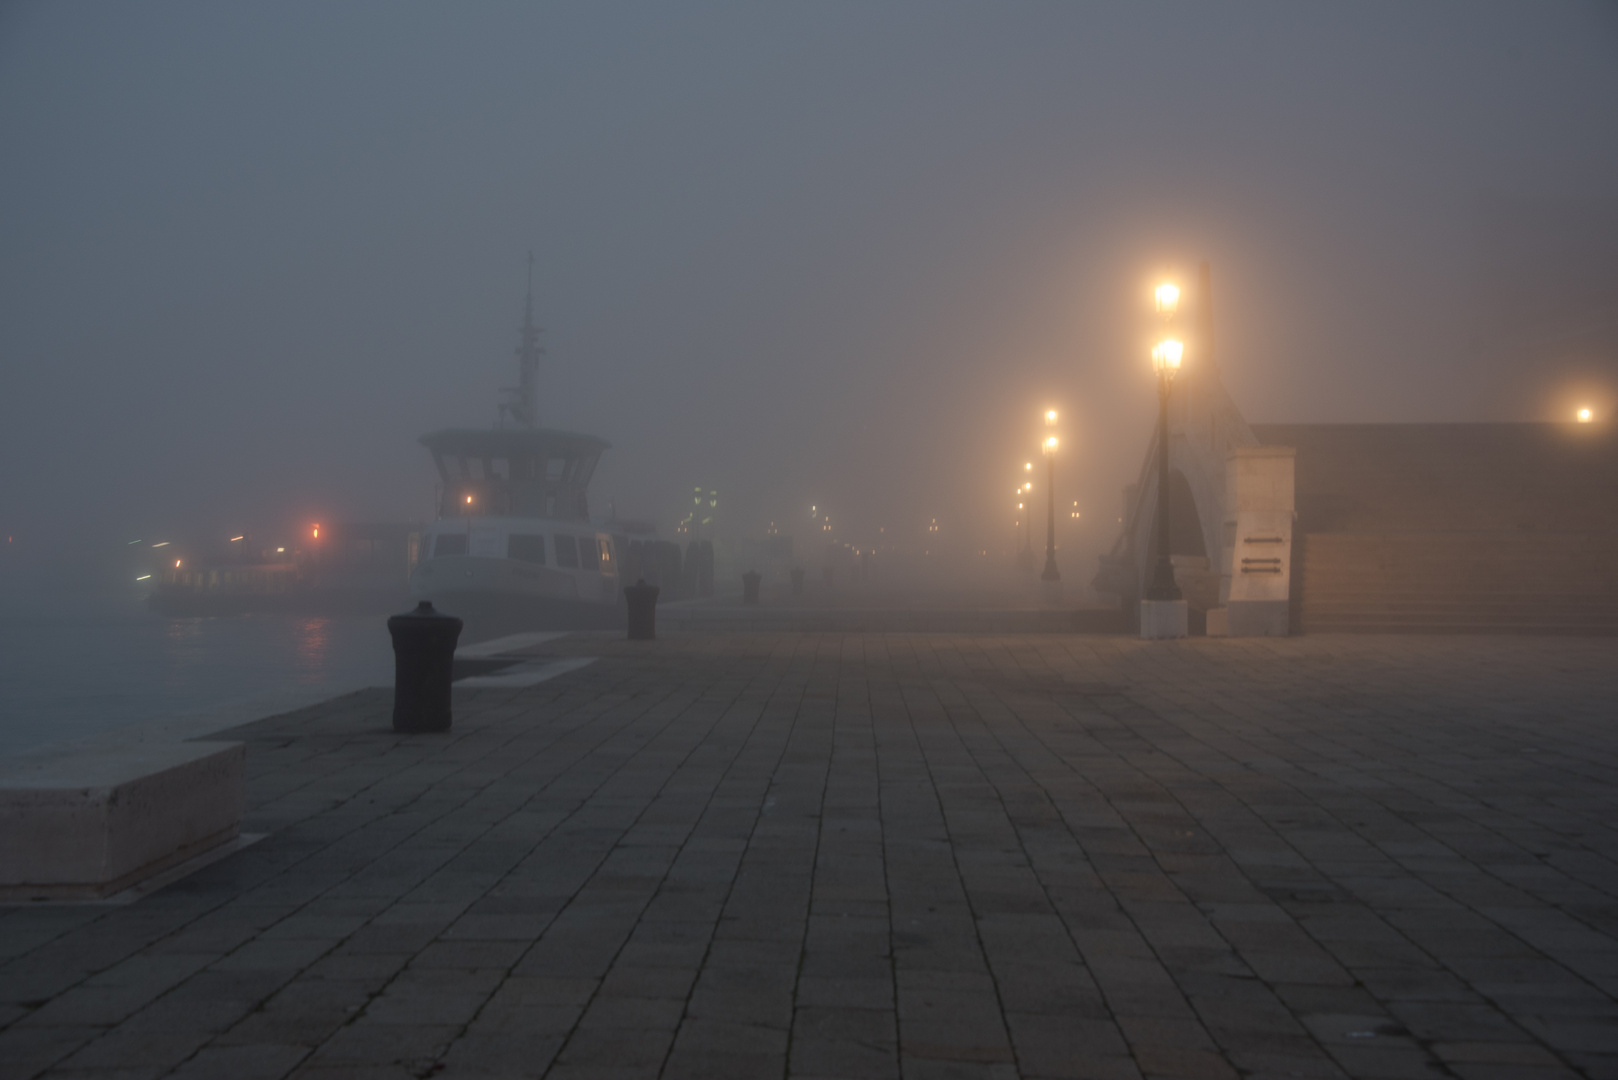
[1155, 283, 1180, 316]
[1577, 407, 1593, 423]
[1152, 338, 1184, 375]
[1041, 411, 1060, 583]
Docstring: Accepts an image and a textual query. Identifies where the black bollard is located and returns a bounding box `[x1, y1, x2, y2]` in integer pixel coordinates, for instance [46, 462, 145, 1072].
[741, 570, 761, 605]
[388, 601, 463, 733]
[790, 567, 804, 596]
[625, 579, 659, 640]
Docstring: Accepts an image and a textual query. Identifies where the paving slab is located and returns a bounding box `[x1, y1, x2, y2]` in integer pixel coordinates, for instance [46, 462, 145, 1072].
[2, 630, 1616, 1078]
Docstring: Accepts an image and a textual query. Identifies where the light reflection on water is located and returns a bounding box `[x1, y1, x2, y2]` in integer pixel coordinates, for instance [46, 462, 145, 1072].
[0, 597, 394, 756]
[294, 617, 332, 682]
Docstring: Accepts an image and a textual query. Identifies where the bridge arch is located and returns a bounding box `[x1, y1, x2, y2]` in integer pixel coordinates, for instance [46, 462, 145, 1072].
[1130, 450, 1225, 616]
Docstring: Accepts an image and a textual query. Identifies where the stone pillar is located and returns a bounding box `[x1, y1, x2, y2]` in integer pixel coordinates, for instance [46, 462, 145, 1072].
[1213, 445, 1294, 636]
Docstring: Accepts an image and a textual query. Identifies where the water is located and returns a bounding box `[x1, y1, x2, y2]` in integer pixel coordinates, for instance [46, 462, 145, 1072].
[0, 594, 395, 757]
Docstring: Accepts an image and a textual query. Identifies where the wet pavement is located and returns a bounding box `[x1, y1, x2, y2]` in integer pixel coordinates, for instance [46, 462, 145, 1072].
[3, 630, 1616, 1079]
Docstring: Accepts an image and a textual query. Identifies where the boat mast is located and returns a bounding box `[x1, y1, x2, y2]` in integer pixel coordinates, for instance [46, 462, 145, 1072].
[499, 252, 543, 429]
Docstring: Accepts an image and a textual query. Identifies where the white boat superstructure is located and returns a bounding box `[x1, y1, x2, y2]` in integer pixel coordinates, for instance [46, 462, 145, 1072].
[408, 259, 630, 626]
[412, 514, 619, 608]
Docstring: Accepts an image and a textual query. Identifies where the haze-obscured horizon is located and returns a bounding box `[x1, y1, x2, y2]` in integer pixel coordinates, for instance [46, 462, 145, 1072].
[3, 2, 1616, 592]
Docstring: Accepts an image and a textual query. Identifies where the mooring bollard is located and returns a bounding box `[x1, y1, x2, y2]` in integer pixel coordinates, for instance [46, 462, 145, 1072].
[742, 570, 761, 605]
[387, 601, 463, 733]
[625, 578, 659, 640]
[790, 567, 804, 596]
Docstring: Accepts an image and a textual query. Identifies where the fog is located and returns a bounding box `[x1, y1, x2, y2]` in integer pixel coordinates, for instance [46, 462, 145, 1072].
[3, 2, 1616, 594]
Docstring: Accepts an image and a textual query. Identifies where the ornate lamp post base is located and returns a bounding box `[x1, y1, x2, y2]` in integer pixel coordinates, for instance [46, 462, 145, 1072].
[1139, 598, 1189, 639]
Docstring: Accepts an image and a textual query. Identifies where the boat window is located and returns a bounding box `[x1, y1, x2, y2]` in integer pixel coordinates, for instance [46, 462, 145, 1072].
[489, 458, 509, 479]
[546, 459, 566, 481]
[508, 534, 546, 564]
[433, 533, 467, 558]
[553, 534, 579, 569]
[465, 457, 484, 480]
[579, 535, 600, 570]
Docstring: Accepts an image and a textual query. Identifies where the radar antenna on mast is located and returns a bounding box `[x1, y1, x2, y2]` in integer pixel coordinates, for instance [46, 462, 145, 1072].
[498, 252, 544, 428]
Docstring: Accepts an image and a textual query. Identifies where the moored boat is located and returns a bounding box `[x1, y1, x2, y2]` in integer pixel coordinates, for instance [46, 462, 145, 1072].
[408, 262, 629, 631]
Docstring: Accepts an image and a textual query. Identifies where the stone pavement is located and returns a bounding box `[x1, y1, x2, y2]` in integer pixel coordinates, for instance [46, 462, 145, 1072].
[3, 631, 1617, 1080]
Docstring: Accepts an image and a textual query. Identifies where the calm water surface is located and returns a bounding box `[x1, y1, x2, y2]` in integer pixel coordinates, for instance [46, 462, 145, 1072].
[0, 593, 394, 756]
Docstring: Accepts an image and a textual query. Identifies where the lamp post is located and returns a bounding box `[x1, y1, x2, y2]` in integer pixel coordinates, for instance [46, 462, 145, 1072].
[1146, 282, 1183, 604]
[1015, 490, 1025, 563]
[1018, 466, 1035, 571]
[1041, 411, 1060, 583]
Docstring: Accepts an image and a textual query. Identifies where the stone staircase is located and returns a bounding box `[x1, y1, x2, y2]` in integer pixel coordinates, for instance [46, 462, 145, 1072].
[1296, 533, 1618, 634]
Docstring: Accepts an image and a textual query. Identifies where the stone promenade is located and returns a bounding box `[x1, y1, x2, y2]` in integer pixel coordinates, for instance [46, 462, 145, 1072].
[3, 632, 1617, 1080]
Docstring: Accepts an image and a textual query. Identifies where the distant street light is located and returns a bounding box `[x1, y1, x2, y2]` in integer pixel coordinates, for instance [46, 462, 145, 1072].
[1016, 480, 1034, 572]
[1041, 412, 1060, 583]
[1577, 407, 1594, 423]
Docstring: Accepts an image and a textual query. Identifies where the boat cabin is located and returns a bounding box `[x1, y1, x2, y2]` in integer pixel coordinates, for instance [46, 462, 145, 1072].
[421, 428, 609, 522]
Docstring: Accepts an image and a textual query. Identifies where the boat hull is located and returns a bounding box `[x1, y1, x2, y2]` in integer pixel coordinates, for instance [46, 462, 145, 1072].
[411, 589, 625, 638]
[410, 553, 623, 636]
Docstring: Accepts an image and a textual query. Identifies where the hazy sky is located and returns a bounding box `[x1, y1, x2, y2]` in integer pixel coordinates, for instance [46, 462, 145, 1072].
[3, 2, 1616, 579]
